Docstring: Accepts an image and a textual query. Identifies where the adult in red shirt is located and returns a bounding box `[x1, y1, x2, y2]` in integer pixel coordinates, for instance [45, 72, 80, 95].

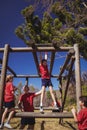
[18, 85, 41, 130]
[0, 75, 17, 129]
[71, 96, 87, 130]
[39, 59, 59, 112]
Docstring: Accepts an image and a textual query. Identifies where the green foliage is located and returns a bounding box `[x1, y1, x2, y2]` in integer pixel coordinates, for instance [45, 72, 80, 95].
[79, 27, 87, 36]
[21, 5, 34, 18]
[54, 18, 62, 29]
[65, 97, 76, 109]
[15, 26, 25, 40]
[46, 91, 51, 99]
[82, 85, 87, 96]
[15, 0, 87, 59]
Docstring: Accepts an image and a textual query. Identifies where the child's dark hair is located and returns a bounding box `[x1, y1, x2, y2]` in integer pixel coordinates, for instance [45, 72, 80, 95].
[79, 96, 87, 107]
[41, 59, 47, 64]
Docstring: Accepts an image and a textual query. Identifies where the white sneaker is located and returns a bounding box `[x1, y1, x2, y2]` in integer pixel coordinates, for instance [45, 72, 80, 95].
[4, 123, 12, 129]
[52, 105, 60, 112]
[0, 124, 4, 129]
[40, 106, 44, 113]
[54, 104, 60, 110]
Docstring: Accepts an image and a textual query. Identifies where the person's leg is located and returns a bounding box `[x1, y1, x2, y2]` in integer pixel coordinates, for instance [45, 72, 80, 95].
[0, 108, 8, 128]
[40, 86, 45, 112]
[49, 86, 57, 105]
[19, 117, 27, 129]
[47, 79, 57, 106]
[27, 117, 35, 130]
[49, 86, 60, 111]
[4, 109, 15, 128]
[6, 110, 15, 124]
[19, 124, 25, 129]
[27, 124, 34, 130]
[40, 86, 46, 107]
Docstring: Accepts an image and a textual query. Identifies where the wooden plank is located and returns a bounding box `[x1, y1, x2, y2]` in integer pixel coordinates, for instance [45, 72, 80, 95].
[15, 112, 73, 118]
[0, 75, 59, 78]
[34, 107, 55, 110]
[0, 46, 74, 53]
[12, 46, 74, 52]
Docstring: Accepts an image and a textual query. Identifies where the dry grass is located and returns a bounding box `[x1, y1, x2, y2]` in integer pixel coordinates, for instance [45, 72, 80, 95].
[3, 118, 77, 130]
[3, 110, 77, 130]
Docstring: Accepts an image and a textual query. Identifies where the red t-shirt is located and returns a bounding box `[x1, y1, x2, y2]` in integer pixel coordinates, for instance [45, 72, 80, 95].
[77, 108, 87, 130]
[39, 64, 50, 79]
[19, 93, 36, 112]
[4, 82, 14, 102]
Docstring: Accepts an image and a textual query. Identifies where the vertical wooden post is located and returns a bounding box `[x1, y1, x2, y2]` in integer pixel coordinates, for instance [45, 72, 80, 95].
[0, 44, 10, 119]
[59, 78, 63, 124]
[59, 79, 62, 108]
[74, 44, 81, 111]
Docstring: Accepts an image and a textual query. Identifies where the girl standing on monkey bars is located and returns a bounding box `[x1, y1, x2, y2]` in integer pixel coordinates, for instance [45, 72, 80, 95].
[39, 52, 60, 112]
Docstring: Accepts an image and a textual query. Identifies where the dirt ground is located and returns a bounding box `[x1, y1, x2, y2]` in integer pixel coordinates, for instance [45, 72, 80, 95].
[3, 117, 77, 130]
[1, 109, 77, 130]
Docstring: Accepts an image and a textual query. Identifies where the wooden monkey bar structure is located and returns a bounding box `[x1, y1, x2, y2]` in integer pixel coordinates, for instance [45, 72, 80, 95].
[0, 43, 81, 119]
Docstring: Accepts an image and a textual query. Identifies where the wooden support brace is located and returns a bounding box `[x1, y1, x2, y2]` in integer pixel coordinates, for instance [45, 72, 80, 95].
[62, 57, 75, 112]
[0, 58, 16, 76]
[58, 49, 74, 79]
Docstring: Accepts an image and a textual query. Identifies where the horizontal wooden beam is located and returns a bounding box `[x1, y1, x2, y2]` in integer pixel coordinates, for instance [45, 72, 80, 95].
[0, 46, 74, 53]
[0, 75, 59, 78]
[15, 112, 73, 118]
[15, 107, 56, 111]
[13, 75, 40, 78]
[34, 107, 54, 110]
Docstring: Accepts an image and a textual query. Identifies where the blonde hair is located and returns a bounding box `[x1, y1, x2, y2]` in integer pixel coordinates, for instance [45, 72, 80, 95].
[6, 75, 13, 82]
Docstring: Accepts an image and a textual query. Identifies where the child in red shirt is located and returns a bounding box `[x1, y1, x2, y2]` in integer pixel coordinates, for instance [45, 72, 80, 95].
[0, 75, 17, 129]
[39, 59, 59, 112]
[71, 96, 87, 130]
[18, 85, 41, 130]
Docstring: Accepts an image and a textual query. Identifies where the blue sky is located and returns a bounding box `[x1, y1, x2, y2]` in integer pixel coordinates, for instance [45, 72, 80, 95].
[0, 0, 87, 90]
